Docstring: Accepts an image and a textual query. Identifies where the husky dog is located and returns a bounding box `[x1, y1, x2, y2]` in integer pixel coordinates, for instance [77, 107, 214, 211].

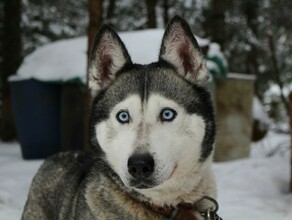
[22, 16, 218, 220]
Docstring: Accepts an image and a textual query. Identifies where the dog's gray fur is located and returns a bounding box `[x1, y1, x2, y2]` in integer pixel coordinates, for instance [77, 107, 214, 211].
[22, 16, 216, 220]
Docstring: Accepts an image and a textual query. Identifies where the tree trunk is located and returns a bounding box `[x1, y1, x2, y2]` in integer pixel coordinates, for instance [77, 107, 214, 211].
[106, 0, 116, 20]
[210, 0, 227, 50]
[86, 0, 103, 150]
[243, 0, 260, 77]
[60, 84, 85, 152]
[145, 0, 157, 28]
[289, 92, 292, 192]
[162, 0, 169, 26]
[1, 0, 22, 141]
[267, 31, 289, 114]
[87, 0, 103, 61]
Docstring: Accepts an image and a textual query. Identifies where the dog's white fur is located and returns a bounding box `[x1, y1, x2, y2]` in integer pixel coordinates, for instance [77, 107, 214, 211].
[96, 94, 216, 206]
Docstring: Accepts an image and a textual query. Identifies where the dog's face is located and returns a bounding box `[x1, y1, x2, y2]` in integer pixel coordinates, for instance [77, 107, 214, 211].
[88, 16, 215, 200]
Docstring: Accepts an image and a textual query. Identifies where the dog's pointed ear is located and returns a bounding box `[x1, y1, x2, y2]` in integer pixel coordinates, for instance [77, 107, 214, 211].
[159, 16, 209, 85]
[88, 25, 132, 95]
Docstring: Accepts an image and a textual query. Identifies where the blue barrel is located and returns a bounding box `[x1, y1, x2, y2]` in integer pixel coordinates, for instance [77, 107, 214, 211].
[10, 79, 61, 159]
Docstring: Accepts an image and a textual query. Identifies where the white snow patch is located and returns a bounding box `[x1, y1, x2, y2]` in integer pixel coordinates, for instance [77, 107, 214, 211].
[265, 84, 292, 98]
[253, 96, 271, 125]
[0, 142, 42, 219]
[208, 43, 228, 68]
[10, 37, 87, 83]
[206, 60, 220, 73]
[197, 38, 210, 47]
[227, 72, 256, 80]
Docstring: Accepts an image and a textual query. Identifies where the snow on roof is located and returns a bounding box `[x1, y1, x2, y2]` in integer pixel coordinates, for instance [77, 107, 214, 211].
[10, 29, 210, 83]
[227, 73, 256, 80]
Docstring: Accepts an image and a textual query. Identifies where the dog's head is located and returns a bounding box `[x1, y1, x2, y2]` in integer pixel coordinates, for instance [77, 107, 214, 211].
[88, 16, 215, 203]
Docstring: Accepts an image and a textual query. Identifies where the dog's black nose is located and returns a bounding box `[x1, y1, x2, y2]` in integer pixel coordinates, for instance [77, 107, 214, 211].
[128, 154, 154, 179]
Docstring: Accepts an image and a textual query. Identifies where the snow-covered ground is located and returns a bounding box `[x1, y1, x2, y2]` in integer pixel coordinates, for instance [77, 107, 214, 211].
[0, 142, 41, 220]
[0, 131, 291, 219]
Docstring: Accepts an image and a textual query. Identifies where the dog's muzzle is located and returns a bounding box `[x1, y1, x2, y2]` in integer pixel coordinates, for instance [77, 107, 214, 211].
[127, 153, 155, 189]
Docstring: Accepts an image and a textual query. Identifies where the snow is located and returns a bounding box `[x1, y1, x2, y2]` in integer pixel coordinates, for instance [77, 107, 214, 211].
[265, 84, 292, 99]
[0, 142, 42, 219]
[227, 73, 256, 80]
[208, 43, 228, 67]
[206, 60, 220, 74]
[9, 37, 88, 84]
[253, 96, 271, 126]
[0, 132, 291, 219]
[9, 29, 211, 83]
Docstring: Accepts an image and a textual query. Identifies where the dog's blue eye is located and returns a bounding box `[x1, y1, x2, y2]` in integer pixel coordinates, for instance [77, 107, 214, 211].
[160, 108, 177, 122]
[116, 111, 130, 124]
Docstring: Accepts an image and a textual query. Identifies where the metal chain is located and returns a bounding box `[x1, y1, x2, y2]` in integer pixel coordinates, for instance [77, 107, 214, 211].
[199, 196, 223, 220]
[203, 209, 222, 220]
[167, 195, 223, 220]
